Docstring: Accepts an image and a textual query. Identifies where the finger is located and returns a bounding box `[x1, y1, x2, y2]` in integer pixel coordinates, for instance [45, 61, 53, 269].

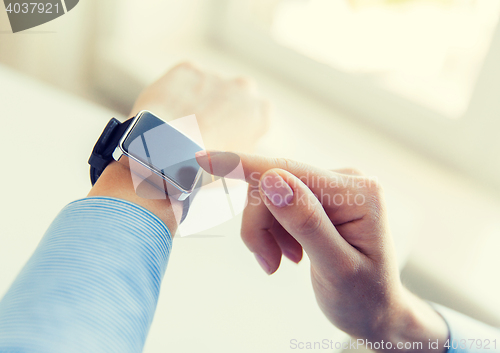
[160, 61, 205, 90]
[259, 168, 359, 269]
[195, 151, 310, 186]
[195, 151, 372, 227]
[241, 185, 303, 274]
[332, 168, 364, 176]
[241, 185, 282, 274]
[269, 221, 303, 264]
[195, 151, 356, 194]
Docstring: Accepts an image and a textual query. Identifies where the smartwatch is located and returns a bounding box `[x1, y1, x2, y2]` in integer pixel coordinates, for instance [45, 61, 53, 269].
[88, 110, 205, 221]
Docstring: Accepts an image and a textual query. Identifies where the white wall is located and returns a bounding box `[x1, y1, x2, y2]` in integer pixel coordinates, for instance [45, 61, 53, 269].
[0, 0, 213, 100]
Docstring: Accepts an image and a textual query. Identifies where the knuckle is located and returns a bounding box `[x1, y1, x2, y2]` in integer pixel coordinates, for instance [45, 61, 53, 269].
[240, 230, 257, 253]
[351, 177, 385, 225]
[275, 157, 299, 172]
[297, 204, 323, 237]
[363, 177, 382, 196]
[233, 76, 257, 89]
[366, 194, 383, 220]
[173, 61, 201, 73]
[363, 185, 385, 226]
[240, 225, 252, 244]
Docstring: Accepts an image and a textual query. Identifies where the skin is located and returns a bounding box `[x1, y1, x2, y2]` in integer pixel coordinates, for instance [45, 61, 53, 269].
[195, 152, 450, 353]
[88, 62, 449, 352]
[88, 159, 180, 232]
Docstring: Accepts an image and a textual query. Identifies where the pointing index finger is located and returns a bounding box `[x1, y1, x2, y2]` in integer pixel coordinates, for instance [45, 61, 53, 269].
[194, 151, 358, 196]
[195, 151, 310, 186]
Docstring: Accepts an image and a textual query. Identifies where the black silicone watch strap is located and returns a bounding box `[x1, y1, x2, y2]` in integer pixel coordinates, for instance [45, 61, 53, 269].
[88, 117, 134, 186]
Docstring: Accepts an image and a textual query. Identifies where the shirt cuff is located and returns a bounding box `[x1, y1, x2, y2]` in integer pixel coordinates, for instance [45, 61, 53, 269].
[432, 304, 500, 353]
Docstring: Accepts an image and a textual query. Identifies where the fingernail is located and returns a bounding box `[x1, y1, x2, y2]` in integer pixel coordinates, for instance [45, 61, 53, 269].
[254, 253, 272, 275]
[195, 150, 225, 157]
[260, 171, 294, 208]
[195, 150, 207, 158]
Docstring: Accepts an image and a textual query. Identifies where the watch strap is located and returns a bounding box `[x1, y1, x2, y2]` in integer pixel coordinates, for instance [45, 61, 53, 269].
[88, 117, 134, 185]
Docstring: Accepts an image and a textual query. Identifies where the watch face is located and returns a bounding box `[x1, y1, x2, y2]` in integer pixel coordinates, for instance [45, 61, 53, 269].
[122, 111, 203, 192]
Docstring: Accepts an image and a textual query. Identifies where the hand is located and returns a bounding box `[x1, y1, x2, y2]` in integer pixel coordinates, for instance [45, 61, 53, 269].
[195, 151, 449, 352]
[88, 63, 272, 232]
[131, 62, 271, 153]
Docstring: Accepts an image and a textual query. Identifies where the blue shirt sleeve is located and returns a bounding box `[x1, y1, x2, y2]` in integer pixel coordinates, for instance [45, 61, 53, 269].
[0, 197, 172, 353]
[433, 304, 500, 353]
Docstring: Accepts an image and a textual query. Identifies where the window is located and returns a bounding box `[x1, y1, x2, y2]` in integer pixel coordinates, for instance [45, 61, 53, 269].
[270, 0, 500, 118]
[213, 0, 500, 189]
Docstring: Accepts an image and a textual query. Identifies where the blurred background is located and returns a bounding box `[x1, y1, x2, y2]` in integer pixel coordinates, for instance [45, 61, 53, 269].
[1, 0, 500, 352]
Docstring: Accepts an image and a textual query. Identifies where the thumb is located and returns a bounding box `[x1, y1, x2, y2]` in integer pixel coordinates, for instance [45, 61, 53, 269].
[259, 169, 354, 268]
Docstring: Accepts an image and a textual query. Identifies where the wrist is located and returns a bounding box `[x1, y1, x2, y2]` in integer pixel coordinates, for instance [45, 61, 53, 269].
[369, 287, 449, 353]
[87, 161, 181, 234]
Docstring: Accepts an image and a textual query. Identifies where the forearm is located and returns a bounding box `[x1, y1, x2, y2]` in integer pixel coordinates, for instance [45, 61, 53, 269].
[0, 161, 178, 353]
